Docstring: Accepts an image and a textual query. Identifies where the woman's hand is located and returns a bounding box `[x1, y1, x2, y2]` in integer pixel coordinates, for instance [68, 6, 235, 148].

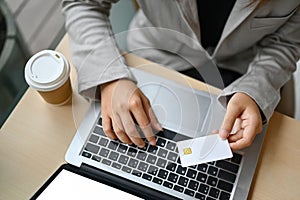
[219, 92, 263, 150]
[100, 79, 162, 148]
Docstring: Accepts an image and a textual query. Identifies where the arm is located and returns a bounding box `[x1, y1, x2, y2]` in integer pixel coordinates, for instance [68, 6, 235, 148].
[62, 0, 161, 147]
[219, 6, 300, 149]
[62, 0, 135, 99]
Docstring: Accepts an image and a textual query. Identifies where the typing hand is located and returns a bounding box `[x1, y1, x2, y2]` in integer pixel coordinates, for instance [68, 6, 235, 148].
[219, 92, 263, 150]
[100, 79, 162, 148]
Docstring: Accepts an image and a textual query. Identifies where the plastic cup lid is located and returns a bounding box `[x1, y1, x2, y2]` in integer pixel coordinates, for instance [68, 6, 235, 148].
[24, 50, 70, 91]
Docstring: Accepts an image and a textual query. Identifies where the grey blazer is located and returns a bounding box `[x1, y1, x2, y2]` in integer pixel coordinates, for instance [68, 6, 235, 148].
[62, 0, 300, 121]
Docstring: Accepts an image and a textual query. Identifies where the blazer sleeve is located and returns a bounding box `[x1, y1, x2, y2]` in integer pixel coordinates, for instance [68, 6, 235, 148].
[62, 0, 136, 100]
[218, 7, 300, 121]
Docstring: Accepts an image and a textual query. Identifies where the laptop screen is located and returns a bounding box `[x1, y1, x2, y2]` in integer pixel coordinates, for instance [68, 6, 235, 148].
[36, 169, 142, 200]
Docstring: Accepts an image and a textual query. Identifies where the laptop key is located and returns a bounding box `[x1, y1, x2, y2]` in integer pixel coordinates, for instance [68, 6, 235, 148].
[99, 148, 110, 157]
[184, 188, 195, 197]
[132, 170, 142, 177]
[186, 168, 197, 179]
[197, 163, 208, 172]
[122, 166, 132, 174]
[128, 158, 139, 168]
[207, 166, 218, 176]
[108, 151, 119, 161]
[137, 151, 147, 161]
[178, 176, 188, 187]
[85, 143, 100, 154]
[166, 162, 177, 172]
[92, 155, 101, 162]
[196, 172, 207, 183]
[231, 152, 243, 165]
[146, 154, 157, 165]
[153, 177, 163, 185]
[157, 129, 177, 141]
[198, 183, 209, 195]
[218, 169, 236, 183]
[167, 152, 178, 162]
[220, 191, 231, 200]
[195, 193, 205, 200]
[174, 185, 184, 193]
[127, 147, 137, 157]
[216, 160, 239, 174]
[156, 138, 166, 147]
[81, 151, 92, 158]
[163, 181, 173, 189]
[142, 173, 152, 181]
[167, 172, 179, 183]
[148, 165, 158, 176]
[166, 141, 176, 151]
[108, 141, 118, 150]
[93, 125, 104, 135]
[188, 180, 199, 190]
[118, 155, 129, 165]
[217, 180, 233, 192]
[157, 148, 168, 158]
[209, 187, 220, 199]
[138, 143, 148, 151]
[101, 159, 111, 166]
[207, 176, 218, 187]
[89, 134, 99, 143]
[137, 162, 149, 172]
[98, 138, 109, 147]
[176, 165, 187, 175]
[156, 158, 167, 168]
[117, 144, 128, 154]
[158, 169, 168, 179]
[147, 145, 158, 154]
[112, 162, 122, 170]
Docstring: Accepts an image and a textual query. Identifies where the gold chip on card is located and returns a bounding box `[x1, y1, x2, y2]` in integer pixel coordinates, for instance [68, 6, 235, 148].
[183, 147, 192, 155]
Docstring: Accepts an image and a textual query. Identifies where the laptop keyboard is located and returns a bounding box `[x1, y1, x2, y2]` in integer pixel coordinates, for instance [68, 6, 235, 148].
[80, 118, 243, 200]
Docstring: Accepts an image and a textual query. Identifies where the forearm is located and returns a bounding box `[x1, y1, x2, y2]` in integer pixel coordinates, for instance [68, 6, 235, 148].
[62, 0, 135, 99]
[219, 7, 300, 121]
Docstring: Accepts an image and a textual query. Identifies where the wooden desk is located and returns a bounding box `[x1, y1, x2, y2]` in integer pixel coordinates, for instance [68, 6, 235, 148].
[0, 35, 299, 200]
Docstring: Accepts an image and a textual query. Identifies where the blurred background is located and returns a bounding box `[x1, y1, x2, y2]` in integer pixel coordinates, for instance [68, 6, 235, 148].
[0, 0, 299, 127]
[0, 0, 136, 127]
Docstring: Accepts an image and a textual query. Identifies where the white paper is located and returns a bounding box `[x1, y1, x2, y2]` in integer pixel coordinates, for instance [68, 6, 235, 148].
[177, 134, 232, 167]
[36, 169, 143, 200]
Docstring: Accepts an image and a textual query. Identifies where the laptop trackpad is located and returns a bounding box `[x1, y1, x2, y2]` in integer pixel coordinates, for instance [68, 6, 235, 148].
[148, 81, 212, 138]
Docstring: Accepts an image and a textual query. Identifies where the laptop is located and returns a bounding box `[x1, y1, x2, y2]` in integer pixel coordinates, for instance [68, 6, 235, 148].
[64, 67, 267, 200]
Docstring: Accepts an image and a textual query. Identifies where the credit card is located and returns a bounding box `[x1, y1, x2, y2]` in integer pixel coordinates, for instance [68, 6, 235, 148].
[177, 134, 232, 167]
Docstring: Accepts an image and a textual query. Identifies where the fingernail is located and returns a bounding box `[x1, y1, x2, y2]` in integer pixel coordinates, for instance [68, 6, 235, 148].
[149, 139, 156, 146]
[219, 129, 229, 139]
[232, 128, 238, 134]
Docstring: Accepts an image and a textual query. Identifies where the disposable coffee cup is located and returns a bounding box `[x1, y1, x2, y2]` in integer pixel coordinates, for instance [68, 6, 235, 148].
[24, 50, 72, 105]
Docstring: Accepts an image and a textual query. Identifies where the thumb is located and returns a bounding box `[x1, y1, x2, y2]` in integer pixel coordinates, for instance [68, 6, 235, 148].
[220, 102, 242, 139]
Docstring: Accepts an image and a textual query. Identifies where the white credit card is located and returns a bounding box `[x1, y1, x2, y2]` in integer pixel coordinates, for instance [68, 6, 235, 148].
[177, 134, 232, 167]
